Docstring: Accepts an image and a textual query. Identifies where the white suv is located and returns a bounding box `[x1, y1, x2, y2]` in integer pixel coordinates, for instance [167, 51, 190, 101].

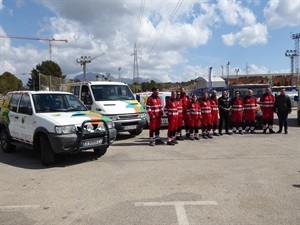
[0, 91, 117, 165]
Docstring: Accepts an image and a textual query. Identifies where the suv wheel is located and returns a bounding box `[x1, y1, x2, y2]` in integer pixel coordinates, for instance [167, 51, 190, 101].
[0, 128, 15, 153]
[93, 147, 107, 156]
[40, 134, 55, 165]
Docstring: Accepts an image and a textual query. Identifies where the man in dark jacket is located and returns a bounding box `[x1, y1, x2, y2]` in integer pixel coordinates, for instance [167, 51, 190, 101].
[218, 90, 232, 135]
[274, 88, 292, 134]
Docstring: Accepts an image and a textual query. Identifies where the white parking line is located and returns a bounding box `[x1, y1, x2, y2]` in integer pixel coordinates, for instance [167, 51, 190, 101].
[0, 205, 40, 210]
[135, 201, 218, 225]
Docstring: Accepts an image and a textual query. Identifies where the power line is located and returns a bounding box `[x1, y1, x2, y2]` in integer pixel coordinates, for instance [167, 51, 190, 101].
[134, 0, 146, 45]
[148, 0, 184, 54]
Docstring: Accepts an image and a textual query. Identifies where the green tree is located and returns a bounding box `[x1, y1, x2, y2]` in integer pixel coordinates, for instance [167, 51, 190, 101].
[27, 60, 66, 90]
[0, 72, 23, 95]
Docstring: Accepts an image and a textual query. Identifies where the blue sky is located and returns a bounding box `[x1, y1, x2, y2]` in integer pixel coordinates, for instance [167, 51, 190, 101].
[0, 0, 300, 85]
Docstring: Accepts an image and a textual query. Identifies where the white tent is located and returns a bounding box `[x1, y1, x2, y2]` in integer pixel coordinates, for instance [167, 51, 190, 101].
[195, 76, 226, 89]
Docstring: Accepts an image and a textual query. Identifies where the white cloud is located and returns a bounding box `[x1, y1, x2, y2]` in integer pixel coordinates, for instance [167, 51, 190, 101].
[0, 0, 3, 10]
[222, 23, 268, 47]
[264, 0, 300, 29]
[217, 0, 256, 26]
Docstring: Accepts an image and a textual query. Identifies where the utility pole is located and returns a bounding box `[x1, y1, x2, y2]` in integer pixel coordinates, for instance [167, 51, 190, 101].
[131, 42, 141, 84]
[291, 33, 300, 85]
[285, 50, 298, 86]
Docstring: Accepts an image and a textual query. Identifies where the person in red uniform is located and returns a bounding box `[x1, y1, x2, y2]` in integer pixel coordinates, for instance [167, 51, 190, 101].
[164, 91, 179, 145]
[187, 94, 201, 140]
[243, 89, 257, 133]
[210, 90, 220, 136]
[176, 90, 184, 141]
[259, 87, 275, 134]
[199, 92, 213, 139]
[146, 87, 165, 146]
[230, 90, 244, 134]
[180, 87, 190, 138]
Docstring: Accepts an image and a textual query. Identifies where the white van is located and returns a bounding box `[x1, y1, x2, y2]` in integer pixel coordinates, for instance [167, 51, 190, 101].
[135, 91, 171, 127]
[60, 81, 147, 135]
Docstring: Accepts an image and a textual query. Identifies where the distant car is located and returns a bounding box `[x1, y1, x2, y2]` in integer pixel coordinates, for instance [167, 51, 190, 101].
[0, 91, 117, 165]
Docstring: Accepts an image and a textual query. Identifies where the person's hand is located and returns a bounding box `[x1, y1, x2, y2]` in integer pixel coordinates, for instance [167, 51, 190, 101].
[152, 116, 156, 119]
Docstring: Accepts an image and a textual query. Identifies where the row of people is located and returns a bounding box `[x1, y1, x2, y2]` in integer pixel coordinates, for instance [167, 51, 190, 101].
[146, 87, 292, 146]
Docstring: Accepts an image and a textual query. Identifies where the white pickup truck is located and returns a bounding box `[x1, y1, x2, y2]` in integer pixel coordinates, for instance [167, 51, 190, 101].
[0, 91, 117, 165]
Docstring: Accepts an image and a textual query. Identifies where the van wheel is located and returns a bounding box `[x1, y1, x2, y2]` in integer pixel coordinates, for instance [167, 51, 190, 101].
[93, 148, 107, 156]
[129, 128, 143, 136]
[0, 128, 15, 153]
[40, 134, 55, 165]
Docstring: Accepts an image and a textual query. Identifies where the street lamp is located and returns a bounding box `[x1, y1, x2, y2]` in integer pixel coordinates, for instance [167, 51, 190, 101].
[226, 61, 230, 88]
[235, 68, 239, 84]
[285, 50, 298, 86]
[76, 56, 92, 81]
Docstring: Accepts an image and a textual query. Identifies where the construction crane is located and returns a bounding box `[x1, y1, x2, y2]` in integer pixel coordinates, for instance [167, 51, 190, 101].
[76, 53, 105, 81]
[0, 35, 68, 61]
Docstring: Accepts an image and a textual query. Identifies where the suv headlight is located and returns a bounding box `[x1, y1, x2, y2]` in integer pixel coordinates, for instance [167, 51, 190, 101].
[108, 115, 118, 121]
[106, 121, 115, 129]
[55, 125, 76, 134]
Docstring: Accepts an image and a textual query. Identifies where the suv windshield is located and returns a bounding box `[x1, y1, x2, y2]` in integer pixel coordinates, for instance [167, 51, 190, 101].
[91, 85, 135, 101]
[33, 93, 87, 113]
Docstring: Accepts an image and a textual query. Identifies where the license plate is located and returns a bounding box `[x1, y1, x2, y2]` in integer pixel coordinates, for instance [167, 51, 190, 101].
[123, 125, 137, 130]
[81, 139, 103, 147]
[161, 118, 168, 125]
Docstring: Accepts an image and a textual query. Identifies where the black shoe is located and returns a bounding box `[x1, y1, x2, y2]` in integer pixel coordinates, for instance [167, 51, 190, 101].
[194, 136, 200, 140]
[207, 134, 213, 139]
[167, 141, 175, 145]
[155, 139, 165, 145]
[269, 129, 275, 134]
[276, 130, 282, 134]
[190, 136, 195, 140]
[245, 129, 250, 133]
[176, 136, 184, 141]
[285, 130, 288, 134]
[213, 132, 220, 136]
[202, 135, 208, 139]
[239, 131, 244, 135]
[185, 133, 190, 138]
[219, 132, 223, 136]
[250, 130, 256, 134]
[172, 140, 178, 144]
[226, 132, 232, 135]
[233, 131, 237, 134]
[263, 130, 267, 134]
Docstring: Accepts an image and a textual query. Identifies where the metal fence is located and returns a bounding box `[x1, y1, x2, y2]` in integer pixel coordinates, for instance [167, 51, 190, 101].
[39, 73, 65, 91]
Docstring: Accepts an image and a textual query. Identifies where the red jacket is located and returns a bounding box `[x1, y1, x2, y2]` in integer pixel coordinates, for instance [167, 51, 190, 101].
[146, 95, 163, 118]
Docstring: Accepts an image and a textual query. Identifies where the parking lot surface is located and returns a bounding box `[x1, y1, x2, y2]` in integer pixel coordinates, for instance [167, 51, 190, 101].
[0, 111, 299, 225]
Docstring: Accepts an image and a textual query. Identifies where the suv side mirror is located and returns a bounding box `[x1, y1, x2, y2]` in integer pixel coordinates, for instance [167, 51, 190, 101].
[294, 96, 299, 102]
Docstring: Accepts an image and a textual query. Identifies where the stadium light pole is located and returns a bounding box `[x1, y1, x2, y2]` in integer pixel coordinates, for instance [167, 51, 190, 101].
[235, 68, 239, 85]
[285, 50, 298, 86]
[76, 56, 92, 81]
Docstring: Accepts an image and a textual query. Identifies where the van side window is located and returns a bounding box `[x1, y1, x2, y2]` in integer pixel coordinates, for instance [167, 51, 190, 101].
[8, 93, 21, 112]
[81, 85, 92, 105]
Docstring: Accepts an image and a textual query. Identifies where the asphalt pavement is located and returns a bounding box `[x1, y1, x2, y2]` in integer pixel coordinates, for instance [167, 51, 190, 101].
[0, 111, 299, 225]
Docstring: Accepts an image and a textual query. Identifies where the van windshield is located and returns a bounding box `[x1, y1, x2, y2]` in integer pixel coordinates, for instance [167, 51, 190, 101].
[91, 85, 135, 101]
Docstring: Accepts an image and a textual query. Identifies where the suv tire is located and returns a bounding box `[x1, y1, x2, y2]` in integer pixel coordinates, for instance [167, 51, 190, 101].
[93, 147, 107, 156]
[40, 134, 55, 165]
[0, 128, 15, 153]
